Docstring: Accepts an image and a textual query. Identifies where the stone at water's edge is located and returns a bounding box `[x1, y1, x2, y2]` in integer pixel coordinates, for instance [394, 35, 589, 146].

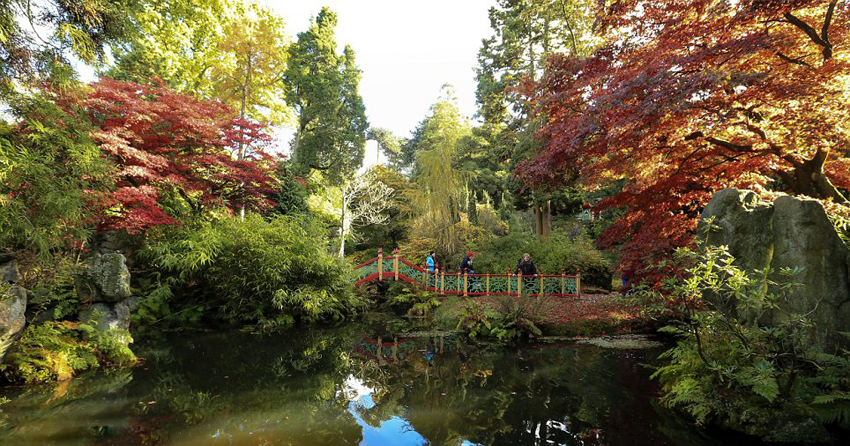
[76, 253, 132, 303]
[1, 260, 21, 284]
[0, 285, 27, 363]
[700, 189, 850, 351]
[78, 300, 132, 346]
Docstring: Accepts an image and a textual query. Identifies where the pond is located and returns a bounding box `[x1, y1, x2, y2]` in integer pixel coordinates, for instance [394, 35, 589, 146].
[0, 314, 759, 445]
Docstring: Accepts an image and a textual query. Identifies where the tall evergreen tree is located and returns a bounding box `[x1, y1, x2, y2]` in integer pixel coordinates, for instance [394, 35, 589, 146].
[284, 7, 368, 185]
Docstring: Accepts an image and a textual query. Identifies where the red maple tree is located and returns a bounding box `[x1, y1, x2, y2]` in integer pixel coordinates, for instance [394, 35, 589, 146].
[63, 78, 278, 232]
[518, 0, 849, 276]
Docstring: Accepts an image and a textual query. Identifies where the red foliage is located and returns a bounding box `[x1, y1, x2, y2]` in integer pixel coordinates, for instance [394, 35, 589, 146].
[63, 78, 278, 232]
[518, 1, 850, 276]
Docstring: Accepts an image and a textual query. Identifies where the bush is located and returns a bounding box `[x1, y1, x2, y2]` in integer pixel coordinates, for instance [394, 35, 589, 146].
[1, 321, 136, 383]
[456, 294, 553, 342]
[645, 243, 850, 438]
[468, 232, 612, 289]
[139, 213, 364, 328]
[382, 281, 441, 317]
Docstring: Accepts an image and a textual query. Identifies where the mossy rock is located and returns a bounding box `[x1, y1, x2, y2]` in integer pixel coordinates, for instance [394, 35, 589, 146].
[76, 253, 131, 303]
[723, 400, 831, 444]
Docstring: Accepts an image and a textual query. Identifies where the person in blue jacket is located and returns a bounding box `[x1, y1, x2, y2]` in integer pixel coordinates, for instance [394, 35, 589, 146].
[426, 251, 437, 272]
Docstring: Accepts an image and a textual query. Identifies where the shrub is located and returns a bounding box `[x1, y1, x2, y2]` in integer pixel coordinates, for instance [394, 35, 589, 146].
[456, 294, 553, 342]
[382, 281, 441, 317]
[645, 243, 850, 437]
[139, 213, 364, 328]
[1, 321, 136, 383]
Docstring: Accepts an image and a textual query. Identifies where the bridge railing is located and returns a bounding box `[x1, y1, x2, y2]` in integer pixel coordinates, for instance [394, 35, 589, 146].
[353, 248, 581, 297]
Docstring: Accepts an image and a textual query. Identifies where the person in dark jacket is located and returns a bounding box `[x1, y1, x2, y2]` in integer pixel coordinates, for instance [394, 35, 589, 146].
[516, 253, 538, 276]
[460, 251, 475, 274]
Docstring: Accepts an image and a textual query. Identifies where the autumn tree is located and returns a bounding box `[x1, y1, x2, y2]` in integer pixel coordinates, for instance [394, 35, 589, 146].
[474, 0, 597, 236]
[519, 0, 850, 273]
[0, 92, 112, 253]
[284, 7, 368, 185]
[66, 78, 277, 233]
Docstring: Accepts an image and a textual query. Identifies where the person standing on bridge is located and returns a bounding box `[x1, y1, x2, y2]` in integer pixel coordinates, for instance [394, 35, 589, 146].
[426, 251, 437, 289]
[460, 251, 475, 274]
[517, 253, 538, 276]
[426, 251, 437, 272]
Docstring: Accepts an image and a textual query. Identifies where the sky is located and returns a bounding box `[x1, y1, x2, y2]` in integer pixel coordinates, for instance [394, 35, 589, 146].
[261, 1, 497, 166]
[263, 1, 496, 137]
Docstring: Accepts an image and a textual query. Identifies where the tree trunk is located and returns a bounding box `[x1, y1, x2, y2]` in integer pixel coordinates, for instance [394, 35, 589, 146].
[338, 192, 347, 258]
[535, 201, 552, 238]
[781, 149, 848, 203]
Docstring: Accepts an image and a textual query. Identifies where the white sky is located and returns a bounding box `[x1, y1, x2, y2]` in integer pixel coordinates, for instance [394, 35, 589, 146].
[263, 0, 496, 138]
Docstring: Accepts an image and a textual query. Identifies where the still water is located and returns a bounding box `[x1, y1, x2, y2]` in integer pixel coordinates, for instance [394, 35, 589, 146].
[0, 315, 755, 445]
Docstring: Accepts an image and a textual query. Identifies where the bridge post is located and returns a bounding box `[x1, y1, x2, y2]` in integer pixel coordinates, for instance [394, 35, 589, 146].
[485, 271, 490, 296]
[378, 248, 383, 282]
[393, 248, 399, 281]
[463, 271, 468, 297]
[539, 274, 543, 296]
[517, 273, 522, 296]
[576, 269, 582, 297]
[440, 269, 445, 294]
[508, 271, 512, 296]
[457, 269, 461, 294]
[423, 263, 428, 290]
[561, 270, 566, 296]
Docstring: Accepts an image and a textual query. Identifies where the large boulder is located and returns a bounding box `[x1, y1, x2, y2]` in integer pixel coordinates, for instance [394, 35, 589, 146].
[700, 189, 850, 351]
[1, 259, 21, 284]
[0, 285, 28, 363]
[76, 253, 131, 303]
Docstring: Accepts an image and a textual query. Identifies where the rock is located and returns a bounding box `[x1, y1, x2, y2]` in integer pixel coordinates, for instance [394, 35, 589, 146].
[699, 189, 774, 274]
[76, 253, 131, 303]
[1, 260, 21, 284]
[0, 285, 28, 363]
[699, 189, 850, 351]
[724, 400, 831, 444]
[79, 301, 131, 333]
[771, 195, 850, 351]
[78, 300, 132, 347]
[125, 295, 142, 313]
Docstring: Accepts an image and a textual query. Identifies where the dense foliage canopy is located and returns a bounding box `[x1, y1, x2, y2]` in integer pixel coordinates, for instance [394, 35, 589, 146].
[519, 0, 850, 272]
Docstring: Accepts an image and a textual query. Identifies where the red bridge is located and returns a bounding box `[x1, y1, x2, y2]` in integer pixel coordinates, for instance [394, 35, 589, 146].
[353, 248, 581, 297]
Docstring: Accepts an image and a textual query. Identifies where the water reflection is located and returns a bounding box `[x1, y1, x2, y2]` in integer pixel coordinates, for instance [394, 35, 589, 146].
[0, 318, 759, 445]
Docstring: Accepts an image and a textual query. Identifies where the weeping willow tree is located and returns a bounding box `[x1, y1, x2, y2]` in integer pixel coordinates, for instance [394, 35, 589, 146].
[408, 86, 471, 259]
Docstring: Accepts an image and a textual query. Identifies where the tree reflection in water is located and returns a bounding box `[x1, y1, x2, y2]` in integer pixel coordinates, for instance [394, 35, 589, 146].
[0, 319, 755, 446]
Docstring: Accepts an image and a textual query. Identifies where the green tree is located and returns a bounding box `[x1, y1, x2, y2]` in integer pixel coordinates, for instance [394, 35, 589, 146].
[1, 0, 136, 97]
[284, 7, 368, 185]
[0, 93, 113, 253]
[473, 0, 596, 236]
[211, 5, 291, 132]
[108, 0, 236, 94]
[367, 127, 405, 172]
[409, 88, 472, 258]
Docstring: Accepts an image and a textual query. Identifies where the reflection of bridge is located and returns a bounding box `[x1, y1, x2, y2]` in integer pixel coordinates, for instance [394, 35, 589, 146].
[353, 248, 581, 297]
